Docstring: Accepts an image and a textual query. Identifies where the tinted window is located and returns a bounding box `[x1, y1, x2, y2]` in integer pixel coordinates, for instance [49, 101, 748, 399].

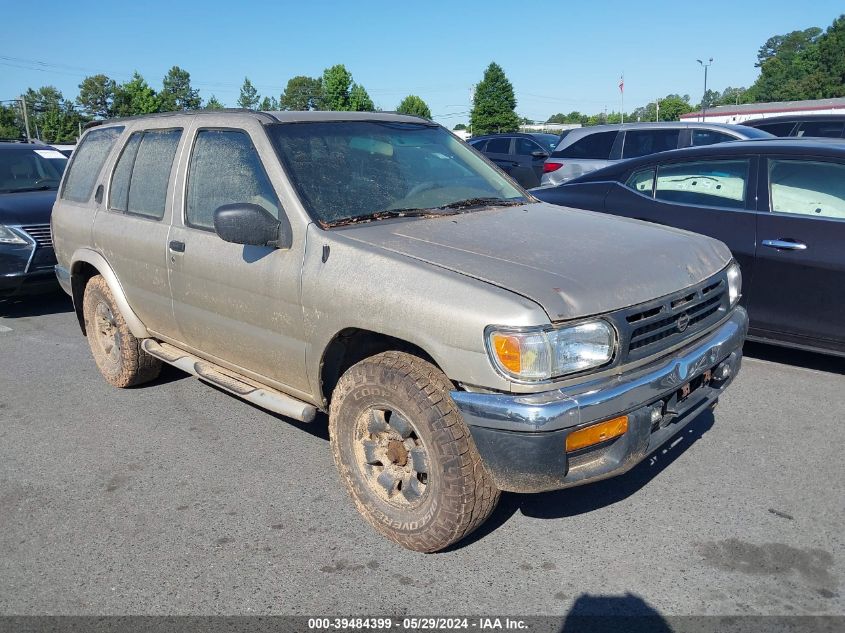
[769, 159, 845, 219]
[0, 148, 67, 193]
[553, 131, 617, 160]
[622, 129, 680, 159]
[515, 138, 543, 156]
[795, 120, 845, 138]
[692, 129, 736, 146]
[485, 137, 511, 154]
[469, 139, 487, 151]
[186, 129, 280, 230]
[61, 126, 124, 203]
[753, 122, 796, 137]
[655, 159, 749, 209]
[531, 134, 561, 151]
[109, 133, 142, 212]
[625, 168, 655, 196]
[126, 129, 182, 219]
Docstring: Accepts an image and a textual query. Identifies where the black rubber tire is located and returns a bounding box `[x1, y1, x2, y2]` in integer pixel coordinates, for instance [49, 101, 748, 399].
[329, 351, 500, 552]
[82, 275, 161, 388]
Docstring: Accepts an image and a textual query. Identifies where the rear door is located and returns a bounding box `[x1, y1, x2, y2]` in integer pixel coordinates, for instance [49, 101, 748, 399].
[603, 155, 758, 285]
[483, 137, 516, 178]
[748, 157, 845, 347]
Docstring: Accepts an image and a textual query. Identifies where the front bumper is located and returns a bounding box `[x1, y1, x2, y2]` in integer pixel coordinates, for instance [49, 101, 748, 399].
[451, 307, 748, 493]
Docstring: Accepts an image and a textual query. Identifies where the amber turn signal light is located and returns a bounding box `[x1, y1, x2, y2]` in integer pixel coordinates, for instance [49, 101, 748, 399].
[565, 415, 629, 452]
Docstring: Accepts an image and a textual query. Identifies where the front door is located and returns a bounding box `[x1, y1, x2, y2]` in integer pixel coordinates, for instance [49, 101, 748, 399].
[167, 123, 310, 395]
[749, 157, 845, 347]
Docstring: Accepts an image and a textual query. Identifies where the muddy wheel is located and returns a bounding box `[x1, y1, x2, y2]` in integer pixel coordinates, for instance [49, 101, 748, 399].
[329, 351, 499, 552]
[82, 275, 161, 388]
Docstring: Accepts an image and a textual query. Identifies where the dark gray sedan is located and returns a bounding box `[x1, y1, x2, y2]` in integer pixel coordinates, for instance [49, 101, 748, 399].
[532, 138, 845, 357]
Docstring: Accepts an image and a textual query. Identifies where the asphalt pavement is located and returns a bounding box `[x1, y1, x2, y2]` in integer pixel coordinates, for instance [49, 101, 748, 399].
[0, 292, 842, 618]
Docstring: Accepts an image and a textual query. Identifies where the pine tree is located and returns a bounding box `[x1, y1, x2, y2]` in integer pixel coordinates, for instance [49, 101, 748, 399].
[237, 77, 260, 109]
[470, 62, 520, 135]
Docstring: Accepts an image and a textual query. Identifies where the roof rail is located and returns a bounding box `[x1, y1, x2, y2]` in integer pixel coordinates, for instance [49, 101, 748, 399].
[82, 108, 277, 130]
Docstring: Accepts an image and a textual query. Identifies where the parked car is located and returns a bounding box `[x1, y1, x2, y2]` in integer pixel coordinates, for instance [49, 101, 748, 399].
[468, 132, 560, 188]
[740, 114, 845, 139]
[533, 137, 845, 357]
[540, 122, 773, 186]
[53, 111, 746, 552]
[0, 142, 67, 297]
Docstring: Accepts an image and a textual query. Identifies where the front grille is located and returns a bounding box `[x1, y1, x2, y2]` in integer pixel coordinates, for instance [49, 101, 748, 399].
[20, 224, 53, 248]
[620, 276, 728, 359]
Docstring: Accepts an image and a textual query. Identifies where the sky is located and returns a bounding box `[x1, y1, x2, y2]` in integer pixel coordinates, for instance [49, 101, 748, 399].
[1, 1, 843, 127]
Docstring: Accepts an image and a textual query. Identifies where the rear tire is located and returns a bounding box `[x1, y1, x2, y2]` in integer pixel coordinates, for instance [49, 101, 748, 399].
[329, 351, 499, 552]
[82, 275, 161, 388]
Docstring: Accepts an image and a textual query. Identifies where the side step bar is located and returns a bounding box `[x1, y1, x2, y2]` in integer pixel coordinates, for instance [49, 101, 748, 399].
[141, 339, 317, 423]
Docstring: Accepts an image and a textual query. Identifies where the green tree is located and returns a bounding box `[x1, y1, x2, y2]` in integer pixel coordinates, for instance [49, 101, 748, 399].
[810, 15, 845, 98]
[749, 27, 825, 101]
[204, 95, 225, 110]
[656, 94, 694, 121]
[547, 111, 587, 125]
[258, 96, 279, 110]
[77, 74, 117, 119]
[237, 77, 260, 109]
[23, 86, 85, 143]
[113, 72, 159, 117]
[0, 103, 23, 139]
[321, 64, 353, 110]
[159, 66, 201, 112]
[280, 75, 322, 110]
[470, 62, 520, 134]
[349, 83, 375, 111]
[453, 123, 467, 131]
[395, 94, 431, 118]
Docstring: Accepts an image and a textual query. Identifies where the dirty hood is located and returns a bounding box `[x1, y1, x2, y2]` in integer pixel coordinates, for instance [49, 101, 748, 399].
[338, 202, 732, 321]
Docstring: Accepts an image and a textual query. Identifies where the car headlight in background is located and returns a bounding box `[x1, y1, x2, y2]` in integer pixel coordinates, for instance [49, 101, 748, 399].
[726, 261, 742, 306]
[486, 320, 616, 381]
[0, 225, 27, 245]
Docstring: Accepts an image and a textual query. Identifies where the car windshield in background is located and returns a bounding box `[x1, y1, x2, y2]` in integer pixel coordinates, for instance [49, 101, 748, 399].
[269, 121, 526, 226]
[532, 133, 561, 151]
[0, 148, 67, 193]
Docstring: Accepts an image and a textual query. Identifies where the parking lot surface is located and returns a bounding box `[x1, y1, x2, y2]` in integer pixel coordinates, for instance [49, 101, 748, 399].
[0, 293, 843, 617]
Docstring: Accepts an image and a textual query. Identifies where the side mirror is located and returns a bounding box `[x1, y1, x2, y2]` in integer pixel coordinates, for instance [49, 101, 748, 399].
[531, 150, 550, 159]
[213, 203, 291, 249]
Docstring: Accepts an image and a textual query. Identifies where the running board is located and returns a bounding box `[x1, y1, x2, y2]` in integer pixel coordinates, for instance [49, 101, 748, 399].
[141, 339, 316, 422]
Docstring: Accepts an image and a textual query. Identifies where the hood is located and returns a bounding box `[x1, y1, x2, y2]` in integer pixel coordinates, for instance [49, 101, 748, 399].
[0, 190, 58, 226]
[338, 202, 732, 321]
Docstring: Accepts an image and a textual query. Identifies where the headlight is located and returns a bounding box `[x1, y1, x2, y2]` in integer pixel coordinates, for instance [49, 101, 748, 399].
[486, 320, 615, 381]
[726, 261, 742, 306]
[0, 224, 27, 245]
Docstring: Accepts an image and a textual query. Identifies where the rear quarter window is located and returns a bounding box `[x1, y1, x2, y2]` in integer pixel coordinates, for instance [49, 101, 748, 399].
[552, 131, 617, 160]
[61, 126, 124, 203]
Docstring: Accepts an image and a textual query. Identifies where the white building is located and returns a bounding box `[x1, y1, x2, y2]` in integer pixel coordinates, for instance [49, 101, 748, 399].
[680, 97, 845, 124]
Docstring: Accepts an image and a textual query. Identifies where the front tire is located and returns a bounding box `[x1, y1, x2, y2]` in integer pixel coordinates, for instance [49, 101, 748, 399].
[329, 351, 499, 552]
[82, 275, 161, 388]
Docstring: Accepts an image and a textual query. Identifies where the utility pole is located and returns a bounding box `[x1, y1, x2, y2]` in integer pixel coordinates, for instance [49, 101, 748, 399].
[655, 98, 660, 122]
[18, 96, 31, 142]
[697, 58, 713, 122]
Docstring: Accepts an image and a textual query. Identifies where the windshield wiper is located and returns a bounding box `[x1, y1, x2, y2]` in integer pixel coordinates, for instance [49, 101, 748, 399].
[321, 208, 455, 228]
[436, 197, 526, 211]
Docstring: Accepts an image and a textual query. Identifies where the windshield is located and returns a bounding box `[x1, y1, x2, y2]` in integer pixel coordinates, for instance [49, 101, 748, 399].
[0, 148, 68, 193]
[269, 121, 526, 226]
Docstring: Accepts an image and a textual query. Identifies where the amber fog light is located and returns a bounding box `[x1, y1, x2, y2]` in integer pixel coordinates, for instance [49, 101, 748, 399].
[565, 415, 629, 453]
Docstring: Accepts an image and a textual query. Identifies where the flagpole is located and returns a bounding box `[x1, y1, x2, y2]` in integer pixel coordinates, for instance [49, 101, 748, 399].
[620, 73, 624, 124]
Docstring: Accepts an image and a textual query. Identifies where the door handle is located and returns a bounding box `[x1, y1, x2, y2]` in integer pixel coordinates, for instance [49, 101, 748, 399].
[761, 239, 807, 251]
[169, 240, 185, 253]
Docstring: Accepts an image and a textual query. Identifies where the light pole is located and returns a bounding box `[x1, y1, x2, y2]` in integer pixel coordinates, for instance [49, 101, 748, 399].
[697, 58, 713, 122]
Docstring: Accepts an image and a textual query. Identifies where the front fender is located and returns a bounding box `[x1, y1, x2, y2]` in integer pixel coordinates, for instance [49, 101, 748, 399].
[70, 248, 150, 339]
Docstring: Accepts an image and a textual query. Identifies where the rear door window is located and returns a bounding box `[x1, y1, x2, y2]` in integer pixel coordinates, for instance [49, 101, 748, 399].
[622, 129, 681, 159]
[654, 159, 749, 209]
[61, 126, 124, 203]
[769, 159, 845, 219]
[553, 131, 617, 160]
[625, 168, 656, 196]
[795, 120, 845, 138]
[692, 129, 737, 146]
[485, 137, 511, 154]
[753, 122, 796, 137]
[109, 129, 182, 219]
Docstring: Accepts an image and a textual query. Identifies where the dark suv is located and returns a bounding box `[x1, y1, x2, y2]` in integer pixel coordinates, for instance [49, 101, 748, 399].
[469, 132, 560, 188]
[741, 114, 845, 139]
[0, 142, 67, 297]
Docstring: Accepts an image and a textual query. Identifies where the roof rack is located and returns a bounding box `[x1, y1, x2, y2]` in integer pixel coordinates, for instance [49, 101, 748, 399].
[83, 108, 277, 130]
